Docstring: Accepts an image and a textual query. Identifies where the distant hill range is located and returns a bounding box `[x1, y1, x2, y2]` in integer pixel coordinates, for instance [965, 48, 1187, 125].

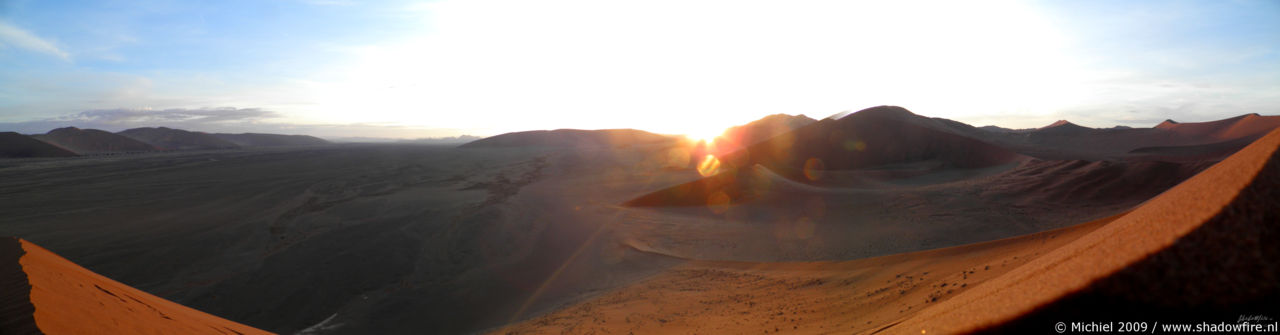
[0, 126, 331, 158]
[33, 127, 158, 154]
[459, 129, 674, 148]
[117, 127, 241, 150]
[397, 135, 482, 145]
[212, 133, 329, 147]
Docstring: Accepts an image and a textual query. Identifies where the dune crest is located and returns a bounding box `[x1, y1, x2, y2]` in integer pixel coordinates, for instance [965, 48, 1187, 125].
[893, 128, 1280, 333]
[0, 237, 271, 335]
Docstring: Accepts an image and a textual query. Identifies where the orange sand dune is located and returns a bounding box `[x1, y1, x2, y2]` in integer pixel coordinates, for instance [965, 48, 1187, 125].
[501, 128, 1280, 334]
[0, 237, 271, 335]
[1156, 113, 1280, 141]
[493, 211, 1121, 335]
[889, 129, 1280, 333]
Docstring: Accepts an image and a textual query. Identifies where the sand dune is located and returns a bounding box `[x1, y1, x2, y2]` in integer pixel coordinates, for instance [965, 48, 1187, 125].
[34, 127, 159, 154]
[501, 129, 1280, 334]
[983, 158, 1214, 205]
[1156, 113, 1280, 141]
[0, 237, 270, 335]
[627, 106, 1026, 207]
[889, 128, 1280, 334]
[118, 127, 241, 150]
[493, 209, 1123, 335]
[705, 114, 817, 154]
[966, 114, 1280, 160]
[0, 132, 77, 158]
[722, 106, 1024, 175]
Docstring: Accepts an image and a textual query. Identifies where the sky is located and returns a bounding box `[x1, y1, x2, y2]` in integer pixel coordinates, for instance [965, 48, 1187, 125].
[1, 0, 1278, 139]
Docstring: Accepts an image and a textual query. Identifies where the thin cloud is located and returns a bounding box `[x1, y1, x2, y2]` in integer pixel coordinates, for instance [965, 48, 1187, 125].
[61, 107, 282, 124]
[0, 107, 478, 139]
[0, 21, 71, 61]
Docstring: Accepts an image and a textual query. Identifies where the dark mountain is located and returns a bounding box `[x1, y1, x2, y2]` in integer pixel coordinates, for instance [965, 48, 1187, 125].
[33, 127, 158, 154]
[117, 127, 240, 150]
[0, 132, 77, 158]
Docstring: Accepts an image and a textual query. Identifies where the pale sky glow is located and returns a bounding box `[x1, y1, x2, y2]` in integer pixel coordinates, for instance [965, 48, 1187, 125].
[1, 0, 1278, 138]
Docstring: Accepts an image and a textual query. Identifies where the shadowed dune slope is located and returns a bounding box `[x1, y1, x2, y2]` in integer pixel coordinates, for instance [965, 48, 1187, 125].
[982, 158, 1214, 206]
[34, 127, 158, 154]
[118, 127, 240, 150]
[212, 133, 330, 147]
[706, 114, 817, 154]
[0, 132, 77, 158]
[460, 128, 674, 148]
[0, 237, 271, 335]
[722, 106, 1024, 175]
[891, 128, 1280, 334]
[625, 106, 1024, 206]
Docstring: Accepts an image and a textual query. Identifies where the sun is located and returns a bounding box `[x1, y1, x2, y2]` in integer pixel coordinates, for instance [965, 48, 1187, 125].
[683, 127, 727, 145]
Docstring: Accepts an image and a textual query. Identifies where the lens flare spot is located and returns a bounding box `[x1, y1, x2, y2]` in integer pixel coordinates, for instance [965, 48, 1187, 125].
[707, 191, 731, 214]
[803, 157, 825, 181]
[843, 140, 867, 151]
[666, 147, 691, 169]
[697, 154, 721, 177]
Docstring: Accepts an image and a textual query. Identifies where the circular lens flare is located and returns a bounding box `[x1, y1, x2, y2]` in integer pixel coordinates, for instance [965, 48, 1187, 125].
[697, 154, 721, 177]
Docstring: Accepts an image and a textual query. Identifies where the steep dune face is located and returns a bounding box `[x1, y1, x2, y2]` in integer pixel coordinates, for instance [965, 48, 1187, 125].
[460, 129, 675, 148]
[118, 127, 240, 150]
[891, 128, 1280, 334]
[0, 237, 270, 335]
[0, 132, 77, 158]
[34, 127, 158, 154]
[0, 238, 39, 334]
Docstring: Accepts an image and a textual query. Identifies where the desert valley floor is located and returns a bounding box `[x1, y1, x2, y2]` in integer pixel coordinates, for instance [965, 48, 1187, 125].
[2, 106, 1279, 334]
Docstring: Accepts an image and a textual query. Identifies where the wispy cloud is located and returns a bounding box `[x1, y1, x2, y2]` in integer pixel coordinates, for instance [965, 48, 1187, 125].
[0, 21, 71, 61]
[59, 107, 281, 124]
[0, 107, 478, 139]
